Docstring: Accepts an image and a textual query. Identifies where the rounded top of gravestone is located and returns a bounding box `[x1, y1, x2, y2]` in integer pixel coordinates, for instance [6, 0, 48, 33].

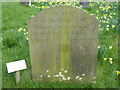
[27, 5, 97, 24]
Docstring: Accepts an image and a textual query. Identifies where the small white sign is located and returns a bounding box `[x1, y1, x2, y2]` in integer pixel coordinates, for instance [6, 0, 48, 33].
[6, 60, 27, 73]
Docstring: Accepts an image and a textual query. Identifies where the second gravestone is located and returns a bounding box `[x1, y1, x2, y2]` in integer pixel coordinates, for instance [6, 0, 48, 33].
[27, 5, 99, 83]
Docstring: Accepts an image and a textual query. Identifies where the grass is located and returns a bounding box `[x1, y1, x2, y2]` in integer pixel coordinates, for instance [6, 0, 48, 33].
[2, 2, 119, 88]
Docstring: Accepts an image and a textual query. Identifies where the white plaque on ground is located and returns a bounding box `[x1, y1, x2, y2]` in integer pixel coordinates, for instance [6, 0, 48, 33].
[6, 60, 27, 73]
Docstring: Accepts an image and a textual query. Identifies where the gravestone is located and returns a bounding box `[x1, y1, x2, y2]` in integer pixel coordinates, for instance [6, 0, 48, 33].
[20, 0, 29, 6]
[79, 0, 90, 8]
[27, 5, 99, 83]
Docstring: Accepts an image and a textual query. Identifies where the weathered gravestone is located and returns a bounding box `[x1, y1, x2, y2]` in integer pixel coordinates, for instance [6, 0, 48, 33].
[27, 5, 99, 83]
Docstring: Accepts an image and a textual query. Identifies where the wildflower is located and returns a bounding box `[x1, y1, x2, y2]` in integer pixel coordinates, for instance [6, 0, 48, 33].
[112, 25, 115, 28]
[106, 28, 109, 31]
[105, 21, 109, 23]
[56, 75, 59, 77]
[24, 33, 26, 35]
[40, 75, 42, 77]
[116, 71, 120, 75]
[98, 46, 100, 49]
[49, 2, 52, 5]
[26, 32, 28, 34]
[107, 25, 109, 27]
[41, 6, 45, 9]
[104, 58, 107, 61]
[23, 29, 26, 32]
[113, 13, 116, 15]
[32, 5, 34, 7]
[59, 74, 63, 77]
[109, 61, 113, 64]
[48, 75, 50, 77]
[96, 17, 99, 19]
[26, 37, 29, 40]
[96, 10, 99, 13]
[104, 16, 107, 19]
[18, 28, 22, 32]
[79, 77, 82, 80]
[94, 77, 96, 79]
[109, 46, 112, 49]
[46, 70, 49, 72]
[67, 77, 70, 80]
[64, 70, 67, 73]
[38, 7, 41, 8]
[100, 28, 103, 31]
[59, 72, 62, 75]
[76, 76, 79, 79]
[110, 13, 112, 15]
[82, 73, 85, 76]
[109, 58, 112, 61]
[61, 68, 64, 71]
[109, 15, 112, 18]
[92, 81, 96, 83]
[62, 77, 66, 80]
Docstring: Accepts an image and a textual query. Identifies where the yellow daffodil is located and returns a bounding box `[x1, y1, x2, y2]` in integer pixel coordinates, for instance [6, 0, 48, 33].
[109, 15, 112, 18]
[109, 61, 113, 64]
[41, 6, 45, 9]
[105, 21, 109, 23]
[109, 46, 112, 49]
[104, 16, 107, 19]
[18, 28, 22, 32]
[26, 32, 28, 34]
[103, 21, 106, 23]
[38, 7, 41, 8]
[109, 58, 112, 61]
[110, 13, 112, 15]
[98, 46, 100, 49]
[112, 25, 115, 28]
[96, 17, 99, 19]
[49, 2, 52, 5]
[116, 71, 120, 75]
[26, 37, 29, 40]
[106, 28, 109, 30]
[104, 58, 107, 61]
[113, 13, 116, 15]
[23, 29, 26, 32]
[96, 10, 99, 13]
[24, 33, 26, 35]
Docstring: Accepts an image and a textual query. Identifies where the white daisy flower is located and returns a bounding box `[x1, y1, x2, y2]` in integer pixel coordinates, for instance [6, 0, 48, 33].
[82, 73, 85, 76]
[76, 76, 80, 79]
[79, 77, 82, 80]
[46, 70, 49, 72]
[48, 75, 50, 77]
[67, 77, 70, 80]
[64, 70, 67, 73]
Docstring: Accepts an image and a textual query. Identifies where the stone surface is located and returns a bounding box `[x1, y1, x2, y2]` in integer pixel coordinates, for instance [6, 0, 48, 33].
[20, 0, 29, 6]
[27, 5, 99, 83]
